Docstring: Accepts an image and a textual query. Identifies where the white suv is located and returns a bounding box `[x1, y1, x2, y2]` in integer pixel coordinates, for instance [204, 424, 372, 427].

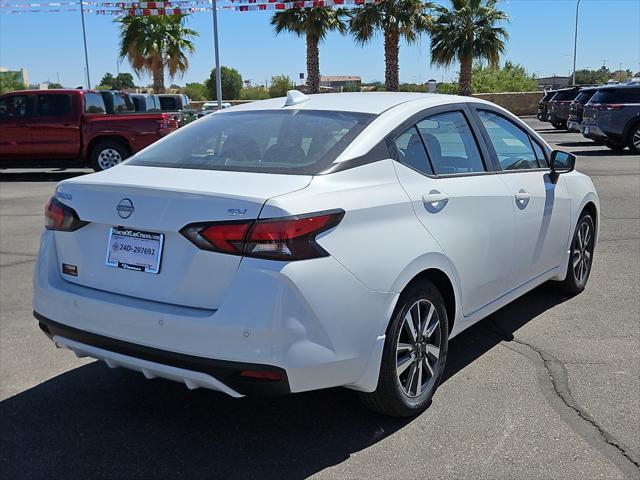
[33, 92, 599, 416]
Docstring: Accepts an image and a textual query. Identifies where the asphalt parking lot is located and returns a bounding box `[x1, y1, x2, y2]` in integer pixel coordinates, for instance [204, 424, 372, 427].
[1, 118, 639, 480]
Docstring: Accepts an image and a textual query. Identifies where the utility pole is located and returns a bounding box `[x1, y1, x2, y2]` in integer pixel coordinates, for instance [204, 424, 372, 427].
[211, 0, 223, 108]
[571, 0, 581, 86]
[79, 0, 91, 89]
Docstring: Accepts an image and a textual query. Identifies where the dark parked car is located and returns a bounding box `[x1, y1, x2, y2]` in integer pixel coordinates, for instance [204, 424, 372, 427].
[157, 94, 190, 111]
[537, 90, 557, 122]
[130, 93, 161, 112]
[581, 84, 640, 153]
[98, 90, 136, 114]
[567, 87, 599, 133]
[548, 87, 581, 129]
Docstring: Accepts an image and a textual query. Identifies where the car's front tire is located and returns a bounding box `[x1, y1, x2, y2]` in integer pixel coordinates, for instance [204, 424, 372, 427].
[360, 280, 449, 417]
[555, 212, 596, 294]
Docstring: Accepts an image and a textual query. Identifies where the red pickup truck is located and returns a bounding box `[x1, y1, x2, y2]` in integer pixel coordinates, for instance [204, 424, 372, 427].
[0, 89, 180, 171]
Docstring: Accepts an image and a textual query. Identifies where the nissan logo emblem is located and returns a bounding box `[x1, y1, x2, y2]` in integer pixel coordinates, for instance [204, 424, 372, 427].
[116, 198, 135, 219]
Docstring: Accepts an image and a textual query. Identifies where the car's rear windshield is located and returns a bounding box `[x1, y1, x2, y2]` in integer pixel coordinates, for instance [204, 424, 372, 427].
[575, 90, 597, 104]
[590, 88, 640, 104]
[552, 90, 580, 101]
[541, 92, 556, 102]
[127, 110, 375, 175]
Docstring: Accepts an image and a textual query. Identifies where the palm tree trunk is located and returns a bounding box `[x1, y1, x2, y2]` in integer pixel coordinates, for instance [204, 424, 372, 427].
[306, 33, 320, 94]
[384, 27, 400, 91]
[153, 57, 165, 94]
[458, 54, 473, 96]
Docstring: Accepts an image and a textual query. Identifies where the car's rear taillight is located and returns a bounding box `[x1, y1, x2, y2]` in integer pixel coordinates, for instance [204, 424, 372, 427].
[157, 113, 180, 130]
[180, 210, 345, 261]
[594, 103, 625, 111]
[45, 197, 88, 232]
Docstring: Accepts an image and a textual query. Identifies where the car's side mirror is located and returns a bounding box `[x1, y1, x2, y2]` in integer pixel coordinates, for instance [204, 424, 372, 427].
[550, 150, 576, 174]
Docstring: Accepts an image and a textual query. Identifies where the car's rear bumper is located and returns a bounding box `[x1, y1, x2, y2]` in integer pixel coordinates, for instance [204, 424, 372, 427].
[33, 231, 394, 395]
[35, 312, 289, 396]
[581, 124, 607, 140]
[567, 120, 581, 132]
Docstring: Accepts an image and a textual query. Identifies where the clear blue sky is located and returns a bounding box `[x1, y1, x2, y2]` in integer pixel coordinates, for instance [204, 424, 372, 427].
[0, 0, 639, 88]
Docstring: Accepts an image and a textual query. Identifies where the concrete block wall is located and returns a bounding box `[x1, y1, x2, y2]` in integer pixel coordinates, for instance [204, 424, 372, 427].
[190, 93, 544, 116]
[472, 91, 544, 116]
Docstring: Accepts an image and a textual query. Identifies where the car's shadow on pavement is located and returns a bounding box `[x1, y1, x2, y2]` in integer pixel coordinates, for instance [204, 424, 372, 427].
[0, 286, 570, 480]
[0, 170, 90, 182]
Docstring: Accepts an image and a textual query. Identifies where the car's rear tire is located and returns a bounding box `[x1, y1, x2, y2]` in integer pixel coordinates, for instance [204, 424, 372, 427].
[359, 280, 449, 417]
[554, 212, 595, 294]
[90, 140, 130, 171]
[627, 124, 640, 154]
[604, 139, 626, 151]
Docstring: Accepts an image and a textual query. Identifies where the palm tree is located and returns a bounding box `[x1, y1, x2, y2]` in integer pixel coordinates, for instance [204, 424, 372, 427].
[118, 14, 198, 94]
[429, 0, 508, 96]
[349, 0, 432, 91]
[272, 7, 347, 94]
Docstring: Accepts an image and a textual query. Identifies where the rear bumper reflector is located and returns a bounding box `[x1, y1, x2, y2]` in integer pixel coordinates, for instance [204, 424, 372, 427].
[34, 311, 291, 396]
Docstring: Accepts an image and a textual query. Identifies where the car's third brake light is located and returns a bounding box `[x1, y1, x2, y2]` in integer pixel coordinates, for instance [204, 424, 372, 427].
[181, 210, 345, 261]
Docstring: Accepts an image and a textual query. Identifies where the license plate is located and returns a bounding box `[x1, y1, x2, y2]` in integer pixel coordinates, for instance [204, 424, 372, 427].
[106, 227, 164, 274]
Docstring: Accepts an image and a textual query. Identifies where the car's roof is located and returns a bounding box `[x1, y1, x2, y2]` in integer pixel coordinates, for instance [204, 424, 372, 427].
[598, 83, 640, 90]
[227, 92, 483, 115]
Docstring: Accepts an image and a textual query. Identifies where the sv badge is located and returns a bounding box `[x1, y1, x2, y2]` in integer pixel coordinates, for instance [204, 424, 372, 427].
[227, 208, 248, 216]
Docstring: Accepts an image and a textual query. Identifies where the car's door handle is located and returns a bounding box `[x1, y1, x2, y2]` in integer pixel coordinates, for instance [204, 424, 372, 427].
[423, 192, 449, 204]
[515, 189, 530, 209]
[422, 191, 449, 213]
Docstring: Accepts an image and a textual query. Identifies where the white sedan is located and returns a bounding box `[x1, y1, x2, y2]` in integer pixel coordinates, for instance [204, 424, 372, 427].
[33, 91, 599, 416]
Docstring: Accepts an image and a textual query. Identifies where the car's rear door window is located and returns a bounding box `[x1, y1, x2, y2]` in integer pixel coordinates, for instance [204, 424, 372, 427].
[0, 95, 29, 119]
[478, 110, 541, 170]
[34, 94, 71, 117]
[128, 110, 374, 175]
[416, 111, 485, 175]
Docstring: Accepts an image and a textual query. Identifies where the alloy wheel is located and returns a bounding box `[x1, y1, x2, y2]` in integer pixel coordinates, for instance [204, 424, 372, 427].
[97, 148, 123, 170]
[396, 299, 442, 398]
[572, 219, 593, 286]
[633, 129, 640, 151]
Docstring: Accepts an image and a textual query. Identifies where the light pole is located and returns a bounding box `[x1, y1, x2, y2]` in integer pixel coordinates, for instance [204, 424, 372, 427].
[79, 0, 91, 89]
[211, 0, 223, 108]
[572, 0, 581, 86]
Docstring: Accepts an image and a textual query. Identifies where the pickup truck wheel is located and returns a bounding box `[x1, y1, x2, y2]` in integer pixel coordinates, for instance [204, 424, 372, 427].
[91, 141, 130, 171]
[628, 124, 640, 154]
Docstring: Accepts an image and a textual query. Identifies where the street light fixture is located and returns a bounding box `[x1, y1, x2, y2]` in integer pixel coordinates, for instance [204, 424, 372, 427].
[572, 0, 581, 86]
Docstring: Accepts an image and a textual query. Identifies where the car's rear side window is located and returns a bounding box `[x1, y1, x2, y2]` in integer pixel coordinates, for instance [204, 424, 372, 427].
[590, 88, 640, 104]
[127, 110, 375, 175]
[84, 93, 106, 114]
[393, 126, 432, 175]
[34, 94, 71, 117]
[416, 111, 485, 175]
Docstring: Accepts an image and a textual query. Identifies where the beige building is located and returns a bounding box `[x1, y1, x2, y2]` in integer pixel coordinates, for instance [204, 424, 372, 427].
[0, 67, 29, 86]
[320, 75, 362, 91]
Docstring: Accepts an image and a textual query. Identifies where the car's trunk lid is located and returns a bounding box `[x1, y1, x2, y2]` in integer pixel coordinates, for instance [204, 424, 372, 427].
[53, 165, 311, 309]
